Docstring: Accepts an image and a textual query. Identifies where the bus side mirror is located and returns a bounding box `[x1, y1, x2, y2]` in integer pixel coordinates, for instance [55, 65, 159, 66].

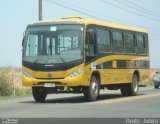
[21, 37, 24, 53]
[22, 31, 26, 46]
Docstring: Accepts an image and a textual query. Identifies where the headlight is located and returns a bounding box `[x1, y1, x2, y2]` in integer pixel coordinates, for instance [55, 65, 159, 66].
[68, 68, 83, 78]
[22, 70, 32, 78]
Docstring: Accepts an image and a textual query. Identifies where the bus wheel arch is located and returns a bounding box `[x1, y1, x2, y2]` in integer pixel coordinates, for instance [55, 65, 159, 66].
[82, 71, 101, 102]
[134, 70, 140, 82]
[121, 70, 140, 96]
[91, 71, 101, 85]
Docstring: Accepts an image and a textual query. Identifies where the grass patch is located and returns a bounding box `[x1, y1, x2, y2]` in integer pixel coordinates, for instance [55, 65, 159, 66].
[0, 66, 31, 97]
[0, 66, 13, 96]
[15, 87, 32, 96]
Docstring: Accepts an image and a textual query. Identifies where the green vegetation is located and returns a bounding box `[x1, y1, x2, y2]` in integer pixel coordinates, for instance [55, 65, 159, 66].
[0, 66, 31, 97]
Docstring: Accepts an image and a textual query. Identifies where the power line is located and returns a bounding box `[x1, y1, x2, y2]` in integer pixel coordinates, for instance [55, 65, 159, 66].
[44, 0, 158, 29]
[47, 0, 142, 26]
[44, 0, 128, 24]
[44, 0, 147, 28]
[123, 0, 160, 18]
[44, 0, 98, 19]
[149, 31, 160, 36]
[113, 0, 160, 20]
[50, 0, 119, 22]
[44, 0, 160, 44]
[101, 0, 160, 22]
[149, 36, 160, 41]
[44, 0, 160, 38]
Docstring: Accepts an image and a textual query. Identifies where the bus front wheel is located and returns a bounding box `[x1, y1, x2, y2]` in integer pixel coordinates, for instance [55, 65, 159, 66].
[154, 85, 159, 89]
[32, 87, 47, 103]
[121, 74, 139, 96]
[83, 76, 100, 102]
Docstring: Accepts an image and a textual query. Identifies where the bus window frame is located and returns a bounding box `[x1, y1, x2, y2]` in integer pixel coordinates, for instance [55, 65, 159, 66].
[135, 33, 146, 56]
[85, 25, 98, 63]
[144, 34, 149, 55]
[96, 27, 112, 54]
[111, 30, 125, 54]
[123, 31, 136, 55]
[85, 24, 149, 57]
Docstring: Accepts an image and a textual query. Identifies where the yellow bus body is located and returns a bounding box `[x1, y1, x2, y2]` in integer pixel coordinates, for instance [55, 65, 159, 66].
[22, 17, 149, 88]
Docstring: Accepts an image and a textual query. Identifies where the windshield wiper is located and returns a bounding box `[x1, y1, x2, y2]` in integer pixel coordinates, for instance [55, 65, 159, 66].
[34, 54, 67, 67]
[33, 50, 44, 64]
[33, 50, 67, 67]
[33, 55, 43, 64]
[57, 54, 67, 67]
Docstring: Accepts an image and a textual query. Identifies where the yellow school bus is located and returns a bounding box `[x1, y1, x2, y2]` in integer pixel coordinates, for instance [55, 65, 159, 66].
[22, 17, 149, 102]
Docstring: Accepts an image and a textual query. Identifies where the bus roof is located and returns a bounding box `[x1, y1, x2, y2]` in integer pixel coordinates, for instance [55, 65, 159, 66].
[32, 16, 147, 33]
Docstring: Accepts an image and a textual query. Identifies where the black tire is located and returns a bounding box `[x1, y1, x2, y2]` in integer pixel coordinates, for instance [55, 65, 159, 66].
[120, 85, 128, 96]
[32, 87, 47, 103]
[121, 74, 139, 96]
[83, 76, 100, 102]
[154, 85, 159, 89]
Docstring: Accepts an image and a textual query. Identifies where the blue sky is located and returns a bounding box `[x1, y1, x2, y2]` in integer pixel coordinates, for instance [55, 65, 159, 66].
[0, 0, 160, 68]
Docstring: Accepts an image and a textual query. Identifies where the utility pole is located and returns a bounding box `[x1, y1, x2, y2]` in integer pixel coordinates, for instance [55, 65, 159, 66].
[39, 0, 42, 21]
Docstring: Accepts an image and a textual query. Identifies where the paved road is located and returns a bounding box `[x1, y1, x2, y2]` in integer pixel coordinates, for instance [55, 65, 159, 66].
[0, 87, 160, 118]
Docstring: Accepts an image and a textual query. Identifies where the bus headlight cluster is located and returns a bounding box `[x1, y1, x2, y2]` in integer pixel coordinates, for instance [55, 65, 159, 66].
[22, 70, 32, 78]
[68, 68, 83, 78]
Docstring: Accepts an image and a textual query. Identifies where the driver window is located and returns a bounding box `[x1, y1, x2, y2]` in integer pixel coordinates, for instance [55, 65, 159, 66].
[86, 28, 97, 62]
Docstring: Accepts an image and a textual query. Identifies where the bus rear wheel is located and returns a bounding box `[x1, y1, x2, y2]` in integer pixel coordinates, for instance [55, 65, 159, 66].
[121, 74, 139, 96]
[32, 87, 47, 103]
[83, 76, 100, 102]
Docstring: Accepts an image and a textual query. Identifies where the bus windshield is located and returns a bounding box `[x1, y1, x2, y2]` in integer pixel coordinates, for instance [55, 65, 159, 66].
[23, 24, 84, 64]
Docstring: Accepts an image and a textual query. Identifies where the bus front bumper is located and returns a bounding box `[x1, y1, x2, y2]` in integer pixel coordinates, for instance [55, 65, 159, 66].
[22, 74, 89, 87]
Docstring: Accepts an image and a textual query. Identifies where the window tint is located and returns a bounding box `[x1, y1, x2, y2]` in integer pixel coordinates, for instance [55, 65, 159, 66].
[144, 35, 148, 55]
[86, 28, 97, 56]
[24, 25, 83, 64]
[137, 35, 144, 48]
[112, 31, 124, 53]
[124, 33, 135, 54]
[97, 29, 111, 53]
[112, 32, 123, 46]
[136, 35, 145, 55]
[124, 33, 134, 47]
[26, 34, 38, 56]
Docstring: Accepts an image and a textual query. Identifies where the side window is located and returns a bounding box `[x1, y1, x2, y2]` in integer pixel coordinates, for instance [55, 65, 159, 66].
[112, 31, 124, 53]
[124, 33, 135, 54]
[137, 35, 144, 48]
[97, 29, 111, 53]
[136, 35, 145, 55]
[86, 28, 97, 56]
[85, 27, 97, 63]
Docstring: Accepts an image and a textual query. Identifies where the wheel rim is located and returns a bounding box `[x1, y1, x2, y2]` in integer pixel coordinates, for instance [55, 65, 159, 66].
[132, 76, 138, 93]
[91, 81, 98, 96]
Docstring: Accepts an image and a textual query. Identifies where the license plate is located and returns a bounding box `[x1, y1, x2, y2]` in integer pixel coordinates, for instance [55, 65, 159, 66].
[44, 83, 55, 87]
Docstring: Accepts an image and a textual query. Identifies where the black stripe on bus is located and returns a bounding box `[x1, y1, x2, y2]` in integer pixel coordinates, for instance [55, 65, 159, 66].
[96, 60, 150, 69]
